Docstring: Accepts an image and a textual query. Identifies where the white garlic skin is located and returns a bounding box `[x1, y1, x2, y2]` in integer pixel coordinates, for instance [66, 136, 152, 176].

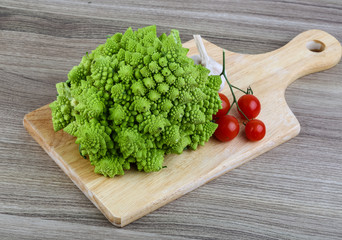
[190, 55, 226, 92]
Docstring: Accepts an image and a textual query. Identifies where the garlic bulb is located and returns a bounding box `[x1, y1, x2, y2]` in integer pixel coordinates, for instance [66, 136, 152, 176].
[190, 35, 226, 92]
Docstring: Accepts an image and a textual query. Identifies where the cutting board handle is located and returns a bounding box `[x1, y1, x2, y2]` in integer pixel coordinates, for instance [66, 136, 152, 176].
[226, 29, 342, 90]
[280, 29, 341, 86]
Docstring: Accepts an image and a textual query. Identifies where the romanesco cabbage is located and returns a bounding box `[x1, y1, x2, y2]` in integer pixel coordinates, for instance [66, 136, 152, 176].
[50, 25, 222, 177]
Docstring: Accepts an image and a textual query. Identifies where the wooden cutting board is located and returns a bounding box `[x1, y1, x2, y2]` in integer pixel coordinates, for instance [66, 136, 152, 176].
[23, 30, 341, 227]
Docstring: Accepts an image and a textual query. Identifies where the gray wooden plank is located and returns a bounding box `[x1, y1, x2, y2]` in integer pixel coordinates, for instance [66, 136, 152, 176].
[0, 0, 341, 239]
[0, 214, 186, 240]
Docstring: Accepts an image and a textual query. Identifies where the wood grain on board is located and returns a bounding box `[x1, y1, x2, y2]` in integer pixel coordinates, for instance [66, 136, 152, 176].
[23, 30, 341, 227]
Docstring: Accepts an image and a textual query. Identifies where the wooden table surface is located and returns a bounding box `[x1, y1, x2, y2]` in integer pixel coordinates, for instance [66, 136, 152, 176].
[1, 1, 341, 239]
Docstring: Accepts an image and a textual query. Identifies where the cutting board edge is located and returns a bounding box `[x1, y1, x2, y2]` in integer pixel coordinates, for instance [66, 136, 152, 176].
[23, 113, 123, 226]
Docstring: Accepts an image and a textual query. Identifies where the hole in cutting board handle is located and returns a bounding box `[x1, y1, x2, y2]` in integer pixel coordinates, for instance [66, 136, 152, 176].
[306, 40, 325, 52]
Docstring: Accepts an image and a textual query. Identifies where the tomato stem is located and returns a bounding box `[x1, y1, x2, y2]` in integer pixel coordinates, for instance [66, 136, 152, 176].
[220, 51, 250, 121]
[232, 85, 248, 94]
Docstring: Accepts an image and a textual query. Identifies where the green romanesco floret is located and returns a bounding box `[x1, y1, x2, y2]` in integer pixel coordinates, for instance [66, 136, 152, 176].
[50, 25, 222, 177]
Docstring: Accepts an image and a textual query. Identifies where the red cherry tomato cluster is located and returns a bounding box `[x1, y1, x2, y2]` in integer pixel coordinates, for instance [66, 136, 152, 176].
[213, 51, 266, 142]
[213, 92, 266, 142]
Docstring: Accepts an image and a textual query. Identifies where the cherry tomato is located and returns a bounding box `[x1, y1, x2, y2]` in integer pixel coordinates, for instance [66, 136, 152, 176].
[214, 115, 240, 142]
[237, 94, 261, 119]
[245, 119, 266, 141]
[213, 93, 230, 120]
